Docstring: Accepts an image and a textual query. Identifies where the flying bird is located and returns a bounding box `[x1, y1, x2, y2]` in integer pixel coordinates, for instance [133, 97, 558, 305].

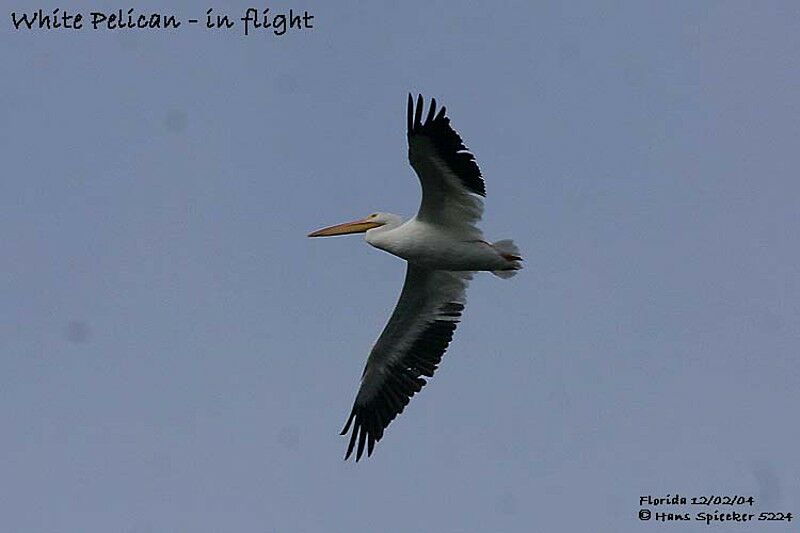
[309, 94, 522, 461]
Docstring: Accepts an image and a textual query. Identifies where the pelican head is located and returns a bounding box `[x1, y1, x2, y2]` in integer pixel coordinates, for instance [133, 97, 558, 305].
[308, 212, 392, 237]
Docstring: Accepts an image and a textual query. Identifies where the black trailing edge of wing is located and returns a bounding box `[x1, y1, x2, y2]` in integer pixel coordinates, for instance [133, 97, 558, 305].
[340, 302, 465, 461]
[407, 94, 486, 197]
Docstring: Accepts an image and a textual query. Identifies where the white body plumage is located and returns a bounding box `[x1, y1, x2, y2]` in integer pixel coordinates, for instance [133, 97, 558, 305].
[366, 214, 516, 272]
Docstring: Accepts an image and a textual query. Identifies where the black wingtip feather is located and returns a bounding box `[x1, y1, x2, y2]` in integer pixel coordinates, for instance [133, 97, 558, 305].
[414, 94, 423, 129]
[345, 421, 358, 460]
[425, 98, 436, 125]
[356, 425, 368, 461]
[340, 410, 356, 436]
[407, 93, 413, 135]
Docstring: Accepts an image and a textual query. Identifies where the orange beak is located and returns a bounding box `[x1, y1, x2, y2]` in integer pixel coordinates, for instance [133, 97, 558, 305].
[307, 217, 383, 237]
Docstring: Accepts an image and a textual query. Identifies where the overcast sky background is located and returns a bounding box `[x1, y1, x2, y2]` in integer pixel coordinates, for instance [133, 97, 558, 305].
[3, 1, 799, 531]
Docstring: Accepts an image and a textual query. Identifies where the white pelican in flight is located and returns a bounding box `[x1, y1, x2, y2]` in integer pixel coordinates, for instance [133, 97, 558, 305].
[309, 95, 522, 461]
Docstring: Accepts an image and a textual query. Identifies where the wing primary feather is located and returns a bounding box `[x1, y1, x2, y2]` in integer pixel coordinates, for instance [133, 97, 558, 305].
[340, 409, 356, 436]
[356, 424, 368, 461]
[367, 435, 375, 457]
[366, 411, 378, 456]
[425, 98, 436, 125]
[372, 399, 388, 431]
[407, 93, 413, 135]
[345, 419, 358, 460]
[414, 94, 423, 129]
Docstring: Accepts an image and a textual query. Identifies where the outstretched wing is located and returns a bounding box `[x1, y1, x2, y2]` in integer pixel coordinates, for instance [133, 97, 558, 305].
[407, 94, 485, 239]
[340, 265, 471, 461]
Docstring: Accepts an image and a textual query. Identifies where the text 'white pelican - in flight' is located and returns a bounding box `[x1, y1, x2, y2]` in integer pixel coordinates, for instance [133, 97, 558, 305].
[309, 94, 522, 461]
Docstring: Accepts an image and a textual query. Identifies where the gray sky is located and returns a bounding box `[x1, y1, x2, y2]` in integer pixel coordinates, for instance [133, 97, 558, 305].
[3, 1, 799, 531]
